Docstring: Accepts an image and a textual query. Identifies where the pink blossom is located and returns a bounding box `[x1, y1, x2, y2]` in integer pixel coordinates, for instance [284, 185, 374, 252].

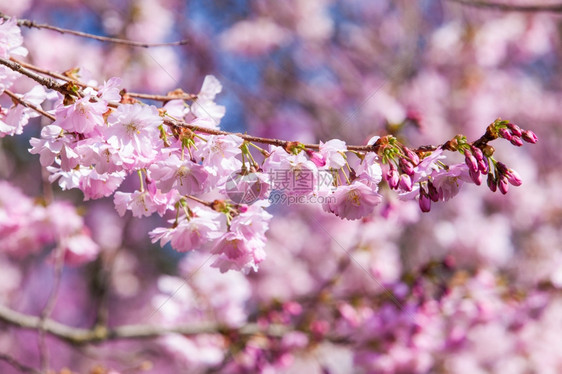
[0, 18, 27, 59]
[0, 85, 47, 137]
[191, 75, 225, 124]
[114, 190, 159, 218]
[431, 163, 472, 201]
[323, 181, 382, 220]
[149, 208, 224, 252]
[53, 95, 107, 134]
[104, 103, 162, 168]
[149, 154, 209, 195]
[60, 233, 100, 265]
[319, 139, 347, 169]
[211, 232, 266, 273]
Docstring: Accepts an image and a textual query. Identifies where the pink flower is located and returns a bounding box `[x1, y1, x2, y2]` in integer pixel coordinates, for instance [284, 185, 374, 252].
[53, 95, 107, 134]
[0, 18, 28, 59]
[0, 85, 47, 137]
[431, 163, 472, 201]
[60, 233, 100, 265]
[230, 200, 272, 241]
[114, 190, 159, 218]
[191, 75, 226, 125]
[319, 139, 347, 169]
[323, 181, 382, 220]
[149, 207, 224, 252]
[104, 103, 163, 168]
[149, 154, 209, 195]
[211, 232, 266, 274]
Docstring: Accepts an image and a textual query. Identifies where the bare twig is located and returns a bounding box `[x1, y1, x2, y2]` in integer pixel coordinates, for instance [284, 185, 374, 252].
[447, 0, 562, 12]
[0, 12, 191, 48]
[126, 92, 198, 102]
[0, 57, 70, 93]
[3, 89, 56, 121]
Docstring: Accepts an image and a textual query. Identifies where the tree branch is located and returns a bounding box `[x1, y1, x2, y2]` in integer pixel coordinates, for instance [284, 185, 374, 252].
[3, 89, 56, 121]
[0, 13, 191, 48]
[0, 303, 289, 345]
[447, 0, 562, 12]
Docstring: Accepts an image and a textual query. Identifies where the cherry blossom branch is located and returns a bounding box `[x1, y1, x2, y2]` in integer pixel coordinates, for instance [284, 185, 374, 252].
[0, 12, 191, 48]
[447, 0, 562, 12]
[0, 303, 290, 345]
[0, 57, 71, 93]
[0, 55, 513, 157]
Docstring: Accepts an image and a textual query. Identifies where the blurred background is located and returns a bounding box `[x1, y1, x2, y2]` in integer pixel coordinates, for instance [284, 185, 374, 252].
[1, 0, 562, 373]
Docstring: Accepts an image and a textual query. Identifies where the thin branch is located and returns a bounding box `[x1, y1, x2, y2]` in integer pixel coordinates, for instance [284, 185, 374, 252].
[0, 303, 289, 345]
[3, 89, 56, 121]
[11, 57, 89, 88]
[0, 353, 41, 374]
[0, 57, 70, 93]
[447, 0, 562, 12]
[0, 13, 191, 48]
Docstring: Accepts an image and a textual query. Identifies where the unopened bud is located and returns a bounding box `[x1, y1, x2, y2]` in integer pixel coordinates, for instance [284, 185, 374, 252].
[419, 188, 431, 213]
[427, 181, 439, 202]
[399, 158, 414, 176]
[498, 128, 512, 141]
[399, 174, 412, 192]
[487, 173, 497, 192]
[507, 123, 522, 137]
[464, 150, 478, 173]
[469, 168, 481, 185]
[386, 167, 400, 189]
[510, 136, 523, 147]
[521, 130, 538, 144]
[498, 177, 509, 195]
[505, 168, 522, 186]
[403, 147, 420, 165]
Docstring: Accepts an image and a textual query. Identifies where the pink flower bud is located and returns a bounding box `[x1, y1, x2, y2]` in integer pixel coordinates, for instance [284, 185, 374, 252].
[402, 147, 420, 165]
[399, 157, 414, 176]
[469, 168, 481, 185]
[464, 150, 478, 173]
[505, 168, 522, 186]
[427, 181, 439, 202]
[399, 174, 412, 191]
[487, 173, 497, 192]
[308, 151, 326, 167]
[419, 189, 431, 212]
[510, 136, 523, 147]
[522, 130, 538, 144]
[470, 145, 484, 162]
[478, 158, 488, 174]
[507, 123, 522, 137]
[498, 177, 509, 194]
[386, 167, 400, 189]
[498, 128, 512, 141]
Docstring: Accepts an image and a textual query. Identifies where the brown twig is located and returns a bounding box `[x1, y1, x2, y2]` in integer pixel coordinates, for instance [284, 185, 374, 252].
[0, 12, 191, 48]
[126, 92, 198, 102]
[3, 89, 56, 121]
[447, 0, 562, 12]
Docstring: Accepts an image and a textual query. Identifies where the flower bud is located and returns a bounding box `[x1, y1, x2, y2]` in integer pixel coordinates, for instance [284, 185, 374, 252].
[464, 150, 478, 173]
[470, 145, 484, 162]
[386, 166, 399, 189]
[498, 177, 509, 195]
[402, 147, 420, 165]
[399, 157, 415, 176]
[506, 123, 522, 137]
[469, 168, 481, 185]
[399, 174, 412, 192]
[510, 136, 523, 147]
[427, 181, 439, 202]
[522, 130, 538, 144]
[478, 158, 488, 174]
[487, 173, 497, 192]
[505, 168, 522, 186]
[419, 188, 431, 213]
[498, 128, 512, 141]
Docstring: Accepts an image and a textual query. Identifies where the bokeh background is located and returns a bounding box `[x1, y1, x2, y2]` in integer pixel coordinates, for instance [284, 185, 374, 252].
[1, 0, 562, 373]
